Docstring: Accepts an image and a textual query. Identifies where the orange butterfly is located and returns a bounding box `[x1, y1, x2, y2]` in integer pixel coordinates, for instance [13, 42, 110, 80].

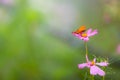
[73, 25, 86, 34]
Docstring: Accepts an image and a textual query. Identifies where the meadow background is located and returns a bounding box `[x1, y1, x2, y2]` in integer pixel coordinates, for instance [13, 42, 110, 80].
[0, 0, 120, 80]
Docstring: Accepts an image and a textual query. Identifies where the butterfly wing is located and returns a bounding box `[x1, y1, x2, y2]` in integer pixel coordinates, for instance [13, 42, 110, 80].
[74, 25, 86, 34]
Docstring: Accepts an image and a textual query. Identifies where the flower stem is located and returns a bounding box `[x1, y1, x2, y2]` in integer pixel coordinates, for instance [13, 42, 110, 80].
[84, 72, 88, 80]
[92, 75, 94, 80]
[85, 42, 88, 55]
[103, 76, 105, 80]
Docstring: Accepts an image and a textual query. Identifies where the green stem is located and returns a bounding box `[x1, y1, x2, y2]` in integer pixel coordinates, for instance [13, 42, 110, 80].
[92, 75, 94, 80]
[85, 42, 88, 55]
[103, 76, 105, 80]
[84, 72, 88, 80]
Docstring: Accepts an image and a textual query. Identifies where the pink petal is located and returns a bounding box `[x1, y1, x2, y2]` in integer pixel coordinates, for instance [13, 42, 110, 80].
[86, 54, 89, 62]
[72, 32, 80, 37]
[90, 66, 105, 76]
[83, 37, 89, 42]
[78, 63, 88, 69]
[72, 32, 83, 40]
[87, 29, 98, 37]
[116, 44, 120, 54]
[72, 32, 89, 41]
[93, 58, 96, 63]
[96, 62, 109, 66]
[86, 28, 92, 34]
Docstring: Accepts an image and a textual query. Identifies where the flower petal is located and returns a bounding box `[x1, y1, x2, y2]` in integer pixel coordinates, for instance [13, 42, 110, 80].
[96, 62, 109, 66]
[86, 54, 89, 62]
[93, 58, 96, 63]
[116, 44, 120, 54]
[72, 32, 89, 41]
[86, 28, 92, 34]
[72, 32, 83, 39]
[72, 32, 80, 37]
[87, 29, 98, 37]
[83, 37, 89, 42]
[78, 63, 88, 69]
[90, 66, 105, 76]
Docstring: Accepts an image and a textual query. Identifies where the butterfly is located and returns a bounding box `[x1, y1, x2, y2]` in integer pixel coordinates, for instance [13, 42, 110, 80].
[73, 25, 86, 34]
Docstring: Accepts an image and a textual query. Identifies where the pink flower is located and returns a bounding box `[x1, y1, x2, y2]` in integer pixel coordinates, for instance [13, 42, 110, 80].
[78, 54, 109, 76]
[0, 0, 15, 6]
[72, 28, 98, 42]
[116, 44, 120, 54]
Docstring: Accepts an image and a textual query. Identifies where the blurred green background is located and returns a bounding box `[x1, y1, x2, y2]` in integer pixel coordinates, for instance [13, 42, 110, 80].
[0, 0, 120, 80]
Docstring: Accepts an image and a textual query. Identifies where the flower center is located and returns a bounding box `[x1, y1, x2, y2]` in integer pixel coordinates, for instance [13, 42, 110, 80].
[90, 61, 95, 66]
[81, 33, 87, 37]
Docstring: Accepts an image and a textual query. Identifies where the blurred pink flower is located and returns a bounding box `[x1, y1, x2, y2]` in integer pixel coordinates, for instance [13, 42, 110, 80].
[116, 44, 120, 54]
[0, 0, 14, 6]
[72, 28, 98, 42]
[78, 54, 109, 76]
